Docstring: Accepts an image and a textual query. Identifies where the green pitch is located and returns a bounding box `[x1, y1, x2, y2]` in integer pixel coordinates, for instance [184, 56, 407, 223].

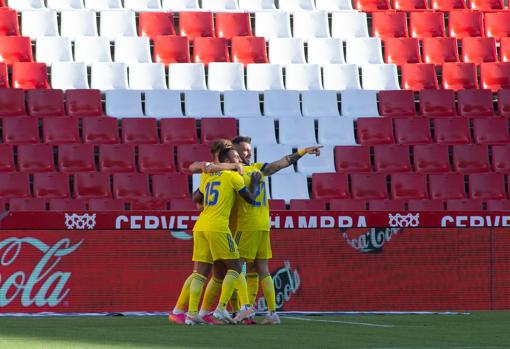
[0, 312, 509, 349]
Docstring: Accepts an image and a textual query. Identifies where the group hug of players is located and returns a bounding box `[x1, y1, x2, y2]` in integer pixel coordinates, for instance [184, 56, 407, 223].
[168, 137, 322, 325]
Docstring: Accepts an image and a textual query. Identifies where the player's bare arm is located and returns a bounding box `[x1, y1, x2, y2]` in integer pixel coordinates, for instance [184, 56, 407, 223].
[262, 146, 324, 176]
[191, 188, 204, 204]
[188, 161, 244, 175]
[238, 172, 262, 205]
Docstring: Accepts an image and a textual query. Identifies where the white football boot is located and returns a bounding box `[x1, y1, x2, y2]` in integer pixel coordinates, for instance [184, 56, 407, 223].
[213, 308, 235, 324]
[262, 312, 281, 325]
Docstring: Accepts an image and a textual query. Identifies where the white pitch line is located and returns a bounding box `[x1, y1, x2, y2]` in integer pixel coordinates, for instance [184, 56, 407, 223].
[283, 316, 396, 328]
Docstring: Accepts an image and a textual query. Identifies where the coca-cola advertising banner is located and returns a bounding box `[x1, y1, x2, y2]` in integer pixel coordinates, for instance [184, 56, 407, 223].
[1, 227, 509, 313]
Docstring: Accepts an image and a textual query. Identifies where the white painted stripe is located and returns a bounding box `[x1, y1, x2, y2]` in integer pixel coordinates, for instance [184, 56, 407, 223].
[283, 316, 396, 328]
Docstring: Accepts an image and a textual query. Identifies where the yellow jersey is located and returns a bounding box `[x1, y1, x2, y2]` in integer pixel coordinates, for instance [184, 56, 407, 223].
[233, 163, 270, 232]
[193, 170, 247, 233]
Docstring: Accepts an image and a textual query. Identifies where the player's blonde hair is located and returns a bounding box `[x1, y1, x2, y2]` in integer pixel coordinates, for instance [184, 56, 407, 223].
[210, 139, 233, 156]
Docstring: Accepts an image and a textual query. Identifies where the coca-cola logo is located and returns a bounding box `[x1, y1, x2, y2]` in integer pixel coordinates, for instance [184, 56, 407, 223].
[341, 228, 401, 253]
[0, 237, 82, 307]
[256, 260, 300, 312]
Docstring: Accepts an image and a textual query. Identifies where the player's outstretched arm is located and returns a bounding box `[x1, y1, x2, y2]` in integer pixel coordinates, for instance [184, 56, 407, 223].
[238, 172, 262, 205]
[192, 189, 204, 203]
[261, 146, 323, 176]
[188, 161, 244, 175]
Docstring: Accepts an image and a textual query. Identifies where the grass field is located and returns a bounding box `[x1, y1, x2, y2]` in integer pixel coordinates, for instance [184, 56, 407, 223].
[0, 312, 509, 349]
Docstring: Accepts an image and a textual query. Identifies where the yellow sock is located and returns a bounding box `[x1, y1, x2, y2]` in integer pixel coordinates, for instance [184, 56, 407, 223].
[229, 289, 241, 312]
[217, 270, 240, 310]
[236, 272, 250, 306]
[188, 272, 207, 316]
[199, 277, 222, 314]
[173, 273, 193, 313]
[260, 273, 276, 312]
[246, 272, 259, 305]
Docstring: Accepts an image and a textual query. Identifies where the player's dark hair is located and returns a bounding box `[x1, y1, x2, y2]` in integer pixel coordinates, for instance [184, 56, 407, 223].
[218, 148, 234, 163]
[232, 136, 252, 145]
[210, 139, 233, 155]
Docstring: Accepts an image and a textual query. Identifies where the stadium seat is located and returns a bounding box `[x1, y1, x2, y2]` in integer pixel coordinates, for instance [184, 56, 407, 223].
[331, 11, 369, 40]
[2, 117, 39, 144]
[500, 38, 510, 63]
[469, 0, 503, 10]
[9, 198, 46, 211]
[372, 12, 408, 39]
[130, 198, 167, 211]
[88, 198, 125, 211]
[82, 117, 120, 144]
[278, 0, 315, 11]
[223, 91, 261, 118]
[114, 37, 152, 64]
[176, 144, 212, 173]
[193, 37, 230, 65]
[419, 90, 457, 117]
[293, 10, 330, 40]
[480, 62, 510, 92]
[407, 199, 445, 211]
[48, 0, 83, 10]
[215, 12, 251, 39]
[302, 91, 340, 118]
[452, 144, 490, 173]
[0, 145, 14, 172]
[446, 199, 483, 211]
[311, 173, 350, 200]
[7, 0, 45, 10]
[256, 144, 294, 173]
[247, 64, 284, 91]
[391, 173, 428, 200]
[429, 173, 466, 199]
[200, 118, 238, 144]
[74, 172, 111, 198]
[368, 199, 406, 211]
[121, 118, 158, 144]
[448, 11, 484, 39]
[27, 89, 65, 117]
[473, 118, 510, 144]
[269, 38, 306, 65]
[124, 0, 162, 11]
[105, 90, 143, 118]
[345, 38, 384, 65]
[17, 144, 54, 172]
[393, 0, 428, 10]
[394, 118, 432, 144]
[49, 198, 88, 211]
[178, 11, 214, 40]
[128, 63, 167, 90]
[160, 118, 198, 145]
[340, 90, 379, 118]
[154, 36, 191, 65]
[91, 63, 128, 90]
[270, 173, 309, 202]
[434, 118, 471, 144]
[231, 37, 268, 65]
[162, 0, 199, 10]
[113, 173, 150, 200]
[145, 90, 183, 118]
[208, 63, 245, 91]
[168, 63, 206, 90]
[138, 144, 175, 174]
[60, 9, 98, 39]
[42, 117, 80, 144]
[35, 37, 73, 66]
[484, 12, 510, 40]
[21, 9, 59, 39]
[318, 118, 356, 145]
[100, 10, 137, 40]
[202, 0, 239, 11]
[296, 146, 335, 175]
[0, 63, 8, 88]
[384, 38, 421, 65]
[58, 144, 96, 173]
[184, 90, 222, 118]
[170, 198, 199, 211]
[486, 199, 510, 211]
[65, 89, 103, 117]
[374, 145, 412, 173]
[33, 172, 70, 199]
[357, 118, 394, 145]
[469, 173, 506, 200]
[422, 38, 460, 65]
[74, 37, 112, 65]
[499, 89, 510, 116]
[409, 12, 446, 38]
[0, 9, 20, 36]
[239, 0, 275, 10]
[0, 36, 33, 65]
[12, 62, 50, 89]
[285, 64, 322, 90]
[316, 0, 354, 10]
[354, 0, 390, 11]
[99, 144, 136, 173]
[279, 118, 317, 146]
[290, 199, 328, 211]
[138, 12, 174, 40]
[0, 173, 30, 199]
[323, 64, 362, 90]
[51, 62, 90, 90]
[307, 38, 345, 65]
[329, 199, 367, 211]
[492, 145, 510, 172]
[413, 144, 450, 173]
[334, 146, 372, 173]
[85, 0, 122, 10]
[457, 89, 494, 117]
[263, 90, 301, 118]
[239, 118, 277, 145]
[254, 11, 291, 40]
[0, 89, 25, 117]
[361, 64, 400, 90]
[378, 90, 416, 117]
[462, 37, 497, 65]
[350, 173, 388, 200]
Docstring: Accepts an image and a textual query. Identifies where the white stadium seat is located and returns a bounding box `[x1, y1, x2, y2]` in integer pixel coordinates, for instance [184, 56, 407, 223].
[256, 144, 295, 174]
[346, 38, 384, 65]
[307, 38, 345, 65]
[192, 174, 201, 191]
[332, 12, 369, 40]
[318, 117, 357, 145]
[316, 0, 354, 10]
[47, 0, 84, 10]
[145, 90, 184, 118]
[239, 0, 276, 10]
[201, 0, 239, 10]
[279, 118, 317, 145]
[184, 91, 223, 118]
[247, 64, 284, 91]
[271, 173, 310, 201]
[36, 37, 73, 65]
[114, 37, 152, 64]
[60, 10, 98, 39]
[74, 37, 112, 65]
[85, 0, 121, 10]
[22, 10, 59, 38]
[239, 118, 277, 146]
[285, 64, 323, 90]
[51, 62, 89, 90]
[123, 0, 162, 11]
[301, 90, 340, 118]
[8, 0, 45, 10]
[278, 0, 315, 11]
[269, 38, 306, 65]
[91, 62, 129, 90]
[296, 145, 335, 175]
[224, 91, 262, 118]
[162, 0, 200, 10]
[323, 64, 362, 90]
[168, 63, 206, 90]
[340, 90, 380, 118]
[361, 64, 400, 90]
[129, 63, 167, 90]
[255, 12, 292, 39]
[264, 90, 302, 118]
[207, 63, 246, 91]
[105, 90, 143, 118]
[100, 10, 137, 40]
[293, 11, 330, 40]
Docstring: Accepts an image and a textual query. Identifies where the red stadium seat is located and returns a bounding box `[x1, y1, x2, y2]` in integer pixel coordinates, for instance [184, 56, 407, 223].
[0, 144, 14, 172]
[500, 38, 510, 62]
[65, 89, 104, 117]
[431, 0, 466, 10]
[88, 198, 125, 211]
[492, 145, 510, 173]
[121, 118, 158, 144]
[378, 90, 417, 117]
[290, 199, 327, 210]
[0, 9, 20, 36]
[469, 173, 506, 199]
[82, 117, 120, 144]
[446, 198, 483, 211]
[354, 0, 390, 11]
[311, 173, 350, 199]
[448, 11, 483, 39]
[176, 144, 212, 173]
[200, 118, 237, 144]
[373, 145, 412, 173]
[498, 89, 510, 116]
[138, 144, 175, 174]
[152, 173, 190, 200]
[394, 118, 432, 144]
[193, 37, 229, 65]
[407, 199, 444, 211]
[391, 173, 428, 200]
[473, 118, 510, 144]
[442, 63, 478, 90]
[160, 118, 198, 145]
[480, 62, 510, 92]
[27, 89, 65, 117]
[457, 89, 494, 117]
[138, 12, 175, 40]
[419, 89, 457, 116]
[9, 198, 46, 211]
[113, 173, 150, 199]
[0, 37, 33, 65]
[413, 144, 451, 173]
[453, 144, 490, 173]
[356, 118, 394, 145]
[334, 146, 372, 173]
[269, 199, 286, 210]
[215, 12, 252, 39]
[434, 118, 471, 144]
[486, 199, 510, 211]
[422, 37, 459, 65]
[429, 173, 466, 199]
[329, 199, 367, 211]
[171, 198, 199, 211]
[12, 62, 49, 89]
[409, 12, 445, 38]
[350, 173, 388, 200]
[2, 117, 39, 144]
[58, 144, 96, 173]
[372, 12, 408, 39]
[469, 0, 504, 10]
[393, 0, 428, 10]
[33, 172, 70, 199]
[0, 88, 26, 117]
[179, 11, 214, 40]
[401, 64, 439, 90]
[368, 199, 406, 211]
[74, 172, 111, 199]
[0, 62, 8, 88]
[484, 12, 510, 40]
[99, 144, 136, 173]
[131, 198, 167, 211]
[42, 117, 80, 144]
[0, 173, 30, 198]
[17, 144, 54, 172]
[461, 37, 497, 65]
[384, 38, 421, 65]
[231, 37, 268, 65]
[49, 198, 87, 211]
[154, 36, 191, 64]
